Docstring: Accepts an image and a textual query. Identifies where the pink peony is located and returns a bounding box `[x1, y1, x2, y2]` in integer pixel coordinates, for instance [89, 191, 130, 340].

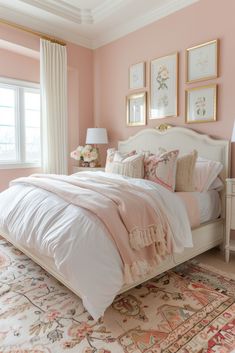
[70, 150, 81, 161]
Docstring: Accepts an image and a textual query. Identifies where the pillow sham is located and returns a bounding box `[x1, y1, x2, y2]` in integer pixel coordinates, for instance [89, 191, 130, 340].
[144, 150, 179, 192]
[175, 150, 198, 192]
[194, 157, 223, 192]
[209, 177, 224, 191]
[105, 149, 144, 178]
[105, 149, 136, 173]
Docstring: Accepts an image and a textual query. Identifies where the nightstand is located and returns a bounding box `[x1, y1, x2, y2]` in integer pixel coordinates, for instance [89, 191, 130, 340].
[73, 166, 105, 173]
[225, 178, 235, 262]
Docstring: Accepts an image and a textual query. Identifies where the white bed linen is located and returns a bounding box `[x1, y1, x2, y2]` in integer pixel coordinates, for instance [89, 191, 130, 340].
[194, 190, 221, 224]
[0, 172, 192, 319]
[176, 190, 221, 225]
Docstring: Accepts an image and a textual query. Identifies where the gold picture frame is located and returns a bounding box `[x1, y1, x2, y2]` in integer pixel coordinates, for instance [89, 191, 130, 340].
[129, 61, 146, 90]
[185, 84, 217, 124]
[126, 92, 146, 126]
[149, 52, 178, 119]
[186, 39, 218, 83]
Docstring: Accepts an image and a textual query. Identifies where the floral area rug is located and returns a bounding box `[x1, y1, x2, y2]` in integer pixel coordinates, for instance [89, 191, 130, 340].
[0, 238, 235, 353]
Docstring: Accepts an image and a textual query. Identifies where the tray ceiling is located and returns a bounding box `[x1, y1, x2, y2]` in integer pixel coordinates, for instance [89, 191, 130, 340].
[0, 0, 199, 49]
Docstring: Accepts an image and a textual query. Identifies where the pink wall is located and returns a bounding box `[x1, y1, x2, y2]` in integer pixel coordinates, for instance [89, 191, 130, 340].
[66, 42, 94, 172]
[0, 24, 93, 190]
[1, 0, 235, 192]
[94, 0, 235, 176]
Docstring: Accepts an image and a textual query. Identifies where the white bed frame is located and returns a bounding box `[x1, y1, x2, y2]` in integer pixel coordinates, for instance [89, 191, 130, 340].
[0, 126, 230, 298]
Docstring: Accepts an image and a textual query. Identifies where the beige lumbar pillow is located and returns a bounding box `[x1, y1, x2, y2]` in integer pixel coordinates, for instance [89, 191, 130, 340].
[175, 150, 198, 192]
[111, 153, 144, 178]
[105, 149, 144, 178]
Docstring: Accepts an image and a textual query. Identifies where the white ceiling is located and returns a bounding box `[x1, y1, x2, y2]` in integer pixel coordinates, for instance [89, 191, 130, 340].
[0, 0, 199, 49]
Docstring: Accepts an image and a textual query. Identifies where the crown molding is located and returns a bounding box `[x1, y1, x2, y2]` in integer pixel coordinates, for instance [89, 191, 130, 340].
[18, 0, 128, 25]
[92, 0, 128, 23]
[0, 4, 93, 49]
[0, 0, 199, 50]
[91, 0, 199, 49]
[18, 0, 93, 24]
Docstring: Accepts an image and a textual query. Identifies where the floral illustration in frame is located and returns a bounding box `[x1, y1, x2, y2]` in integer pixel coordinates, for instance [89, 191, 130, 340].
[129, 62, 146, 90]
[126, 92, 146, 126]
[186, 39, 218, 83]
[149, 52, 178, 119]
[185, 84, 217, 124]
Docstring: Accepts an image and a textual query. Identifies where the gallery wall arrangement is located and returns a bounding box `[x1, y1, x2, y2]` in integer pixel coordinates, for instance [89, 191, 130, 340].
[126, 38, 219, 127]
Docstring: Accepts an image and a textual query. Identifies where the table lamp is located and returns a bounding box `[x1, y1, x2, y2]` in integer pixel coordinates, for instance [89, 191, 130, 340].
[85, 128, 108, 167]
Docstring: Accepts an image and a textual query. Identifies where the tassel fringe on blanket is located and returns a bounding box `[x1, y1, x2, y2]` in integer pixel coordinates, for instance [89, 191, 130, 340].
[123, 254, 167, 284]
[129, 223, 167, 251]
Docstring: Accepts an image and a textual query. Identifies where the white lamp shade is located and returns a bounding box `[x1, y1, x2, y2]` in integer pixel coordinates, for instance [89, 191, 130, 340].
[86, 128, 108, 144]
[232, 121, 235, 142]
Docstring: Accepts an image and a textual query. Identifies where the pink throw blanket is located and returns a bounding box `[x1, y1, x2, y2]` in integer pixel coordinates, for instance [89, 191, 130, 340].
[176, 192, 200, 229]
[11, 173, 173, 284]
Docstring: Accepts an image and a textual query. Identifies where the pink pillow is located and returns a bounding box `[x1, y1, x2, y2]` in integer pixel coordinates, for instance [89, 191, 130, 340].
[144, 150, 179, 191]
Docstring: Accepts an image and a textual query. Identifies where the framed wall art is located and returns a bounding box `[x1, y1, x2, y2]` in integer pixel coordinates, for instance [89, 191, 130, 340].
[185, 84, 217, 124]
[129, 61, 146, 90]
[186, 39, 218, 83]
[126, 92, 146, 126]
[149, 52, 178, 119]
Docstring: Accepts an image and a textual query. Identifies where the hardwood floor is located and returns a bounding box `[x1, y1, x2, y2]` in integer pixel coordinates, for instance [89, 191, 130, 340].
[196, 247, 235, 275]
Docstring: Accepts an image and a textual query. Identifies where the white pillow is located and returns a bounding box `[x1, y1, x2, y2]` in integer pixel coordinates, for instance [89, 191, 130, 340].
[105, 149, 144, 178]
[194, 157, 223, 192]
[208, 177, 224, 191]
[105, 149, 135, 173]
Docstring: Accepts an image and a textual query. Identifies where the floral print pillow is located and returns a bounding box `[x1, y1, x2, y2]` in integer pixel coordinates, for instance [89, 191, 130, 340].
[144, 150, 179, 191]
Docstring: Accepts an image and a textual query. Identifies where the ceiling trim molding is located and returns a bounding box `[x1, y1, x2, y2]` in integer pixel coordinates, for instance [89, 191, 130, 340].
[18, 0, 93, 24]
[92, 0, 129, 23]
[91, 0, 200, 48]
[0, 0, 200, 50]
[0, 4, 93, 48]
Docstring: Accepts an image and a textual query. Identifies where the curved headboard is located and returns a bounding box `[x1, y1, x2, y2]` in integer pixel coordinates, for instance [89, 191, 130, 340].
[118, 127, 230, 182]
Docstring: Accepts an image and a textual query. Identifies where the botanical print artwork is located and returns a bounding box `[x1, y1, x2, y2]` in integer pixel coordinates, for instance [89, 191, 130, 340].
[0, 238, 235, 353]
[186, 85, 217, 123]
[156, 65, 169, 90]
[187, 39, 218, 83]
[127, 92, 146, 126]
[129, 62, 145, 90]
[157, 94, 168, 109]
[129, 96, 142, 122]
[196, 51, 210, 74]
[150, 53, 178, 119]
[195, 96, 206, 117]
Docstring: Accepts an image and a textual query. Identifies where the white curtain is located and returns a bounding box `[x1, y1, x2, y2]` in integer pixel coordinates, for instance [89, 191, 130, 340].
[40, 39, 68, 174]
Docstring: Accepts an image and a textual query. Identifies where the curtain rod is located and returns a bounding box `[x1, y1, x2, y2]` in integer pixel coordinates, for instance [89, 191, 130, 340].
[0, 18, 66, 46]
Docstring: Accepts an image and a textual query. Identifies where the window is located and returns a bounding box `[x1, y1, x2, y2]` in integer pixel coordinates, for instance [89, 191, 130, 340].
[0, 78, 41, 168]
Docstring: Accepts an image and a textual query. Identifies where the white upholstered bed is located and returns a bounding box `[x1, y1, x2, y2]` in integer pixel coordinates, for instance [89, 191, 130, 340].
[118, 126, 230, 284]
[0, 126, 230, 319]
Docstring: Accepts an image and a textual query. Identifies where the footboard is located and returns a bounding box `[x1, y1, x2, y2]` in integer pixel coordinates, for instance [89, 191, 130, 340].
[0, 217, 224, 298]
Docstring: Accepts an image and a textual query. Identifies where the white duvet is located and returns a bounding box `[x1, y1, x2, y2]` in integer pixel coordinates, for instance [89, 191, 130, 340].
[0, 172, 193, 319]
